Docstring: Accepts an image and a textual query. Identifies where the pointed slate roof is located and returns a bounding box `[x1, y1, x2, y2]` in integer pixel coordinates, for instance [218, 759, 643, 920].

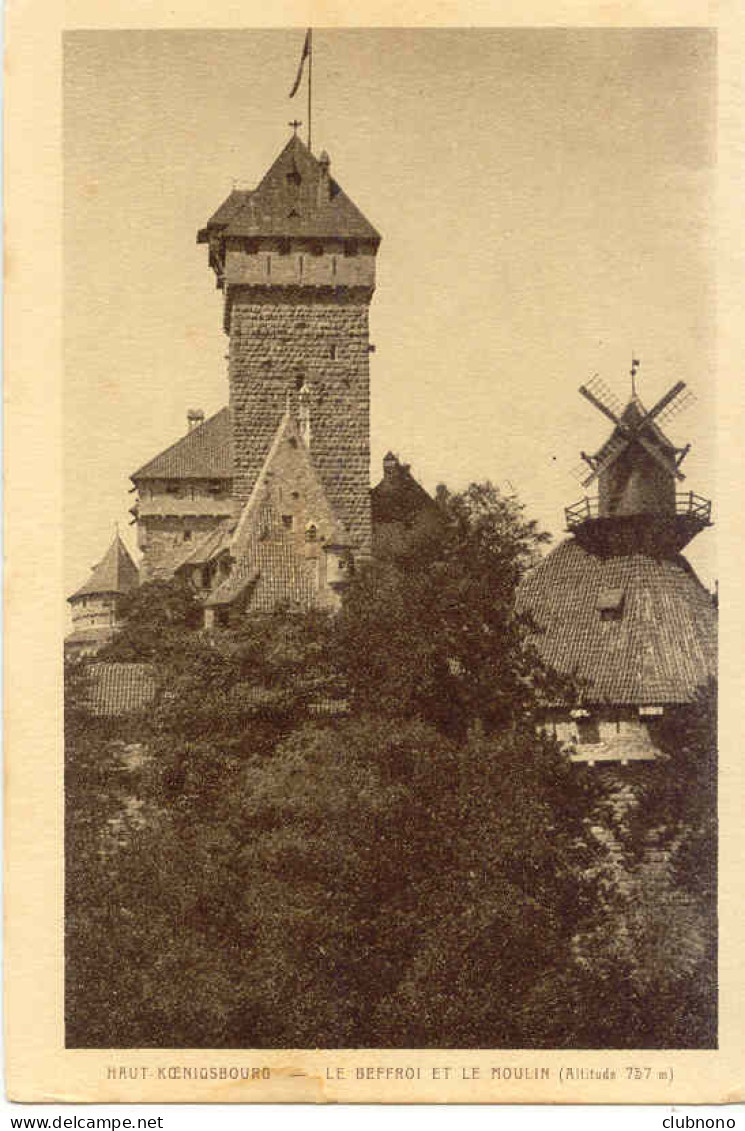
[201, 136, 380, 243]
[517, 538, 717, 706]
[131, 407, 233, 481]
[207, 410, 342, 610]
[230, 408, 342, 554]
[69, 534, 139, 602]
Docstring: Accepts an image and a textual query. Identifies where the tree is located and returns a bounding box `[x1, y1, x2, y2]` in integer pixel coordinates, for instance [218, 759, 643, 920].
[336, 482, 561, 739]
[98, 576, 203, 663]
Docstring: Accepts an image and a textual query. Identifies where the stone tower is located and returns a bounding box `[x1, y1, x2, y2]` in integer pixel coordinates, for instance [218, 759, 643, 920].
[198, 134, 381, 559]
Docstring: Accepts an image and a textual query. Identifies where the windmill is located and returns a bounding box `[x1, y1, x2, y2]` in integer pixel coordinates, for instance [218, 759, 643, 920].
[577, 371, 693, 490]
[518, 363, 716, 764]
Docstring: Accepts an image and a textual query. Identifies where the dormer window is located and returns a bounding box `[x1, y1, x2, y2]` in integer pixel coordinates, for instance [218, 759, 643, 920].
[596, 587, 625, 622]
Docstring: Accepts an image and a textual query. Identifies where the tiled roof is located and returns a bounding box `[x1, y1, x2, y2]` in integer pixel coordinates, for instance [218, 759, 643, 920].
[371, 454, 439, 525]
[206, 536, 317, 611]
[69, 534, 139, 601]
[172, 521, 234, 571]
[203, 136, 380, 243]
[131, 407, 233, 481]
[517, 538, 717, 706]
[86, 663, 157, 717]
[206, 412, 337, 612]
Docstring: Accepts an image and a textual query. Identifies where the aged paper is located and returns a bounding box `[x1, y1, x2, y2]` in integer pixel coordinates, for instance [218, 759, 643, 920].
[6, 0, 745, 1105]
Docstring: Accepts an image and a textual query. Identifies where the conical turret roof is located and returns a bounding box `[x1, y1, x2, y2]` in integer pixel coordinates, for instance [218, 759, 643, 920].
[69, 534, 139, 602]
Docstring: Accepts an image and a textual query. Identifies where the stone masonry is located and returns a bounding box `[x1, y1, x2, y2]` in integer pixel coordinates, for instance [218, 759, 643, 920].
[228, 288, 371, 555]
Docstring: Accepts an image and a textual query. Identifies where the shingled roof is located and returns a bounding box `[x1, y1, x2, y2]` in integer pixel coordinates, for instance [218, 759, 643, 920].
[199, 135, 380, 243]
[69, 534, 139, 602]
[87, 663, 157, 717]
[131, 407, 233, 481]
[371, 453, 440, 525]
[517, 538, 717, 706]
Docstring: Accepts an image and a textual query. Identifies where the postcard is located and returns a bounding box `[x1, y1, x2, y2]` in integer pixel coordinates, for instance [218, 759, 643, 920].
[5, 0, 744, 1105]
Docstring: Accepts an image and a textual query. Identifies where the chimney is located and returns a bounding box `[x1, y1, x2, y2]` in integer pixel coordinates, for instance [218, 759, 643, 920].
[187, 409, 205, 432]
[383, 452, 398, 481]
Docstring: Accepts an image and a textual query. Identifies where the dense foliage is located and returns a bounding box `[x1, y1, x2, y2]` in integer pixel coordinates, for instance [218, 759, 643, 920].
[65, 484, 717, 1048]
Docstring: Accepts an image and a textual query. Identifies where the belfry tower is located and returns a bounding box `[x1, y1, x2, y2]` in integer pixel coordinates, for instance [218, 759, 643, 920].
[198, 133, 381, 559]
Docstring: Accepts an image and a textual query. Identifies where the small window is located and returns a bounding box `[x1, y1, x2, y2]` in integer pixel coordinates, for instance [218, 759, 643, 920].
[183, 530, 192, 542]
[329, 344, 337, 360]
[266, 255, 271, 277]
[245, 239, 259, 255]
[278, 238, 291, 256]
[310, 241, 323, 257]
[298, 255, 304, 277]
[305, 523, 318, 543]
[331, 256, 337, 277]
[577, 717, 601, 745]
[344, 240, 358, 257]
[282, 514, 294, 530]
[596, 587, 624, 621]
[166, 482, 179, 495]
[208, 480, 223, 495]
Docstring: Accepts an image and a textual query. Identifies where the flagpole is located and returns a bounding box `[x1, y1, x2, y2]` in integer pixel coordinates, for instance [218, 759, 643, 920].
[307, 29, 313, 153]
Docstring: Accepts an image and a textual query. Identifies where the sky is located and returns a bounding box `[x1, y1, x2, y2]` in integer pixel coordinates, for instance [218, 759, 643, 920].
[63, 28, 717, 599]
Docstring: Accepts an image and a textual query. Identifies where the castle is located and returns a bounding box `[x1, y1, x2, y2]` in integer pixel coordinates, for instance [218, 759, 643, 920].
[67, 133, 716, 769]
[66, 131, 439, 653]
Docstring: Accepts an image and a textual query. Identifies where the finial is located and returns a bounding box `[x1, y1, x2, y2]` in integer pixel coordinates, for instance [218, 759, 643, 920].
[630, 356, 640, 396]
[289, 119, 302, 136]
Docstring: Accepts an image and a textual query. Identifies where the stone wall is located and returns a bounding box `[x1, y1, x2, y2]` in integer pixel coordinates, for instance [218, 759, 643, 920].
[138, 515, 225, 581]
[228, 286, 372, 555]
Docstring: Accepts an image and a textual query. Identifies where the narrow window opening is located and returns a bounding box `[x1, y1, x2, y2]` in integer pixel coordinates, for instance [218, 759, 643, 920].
[330, 344, 337, 360]
[299, 255, 304, 277]
[183, 530, 192, 542]
[577, 717, 601, 745]
[331, 256, 337, 276]
[278, 238, 291, 255]
[266, 255, 271, 277]
[282, 514, 294, 530]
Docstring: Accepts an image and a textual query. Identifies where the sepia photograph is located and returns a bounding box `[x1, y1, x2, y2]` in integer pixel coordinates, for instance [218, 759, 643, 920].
[10, 5, 744, 1105]
[60, 26, 718, 1056]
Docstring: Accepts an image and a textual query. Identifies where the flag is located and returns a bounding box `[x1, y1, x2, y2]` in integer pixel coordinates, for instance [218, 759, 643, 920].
[289, 30, 311, 98]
